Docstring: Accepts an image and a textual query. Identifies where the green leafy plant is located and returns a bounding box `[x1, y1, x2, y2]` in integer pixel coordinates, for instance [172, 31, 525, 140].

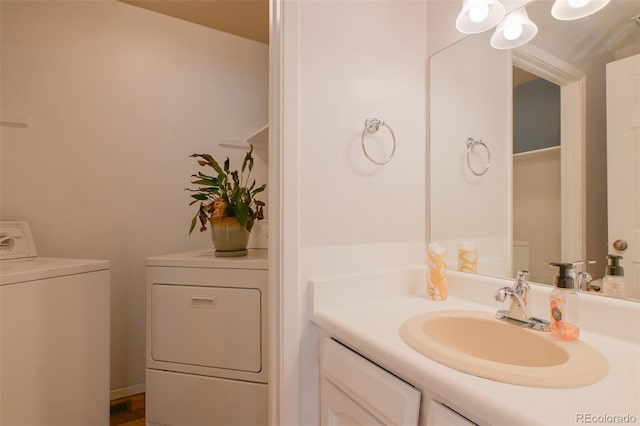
[186, 145, 265, 234]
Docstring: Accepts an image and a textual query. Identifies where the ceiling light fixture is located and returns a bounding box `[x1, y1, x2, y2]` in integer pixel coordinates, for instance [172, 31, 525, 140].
[490, 8, 538, 50]
[551, 0, 611, 21]
[456, 0, 506, 34]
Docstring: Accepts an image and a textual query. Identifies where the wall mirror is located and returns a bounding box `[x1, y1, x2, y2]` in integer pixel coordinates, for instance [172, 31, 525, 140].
[430, 0, 639, 300]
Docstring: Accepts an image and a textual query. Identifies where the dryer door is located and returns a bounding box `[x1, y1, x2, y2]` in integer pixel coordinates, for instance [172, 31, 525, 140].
[150, 284, 262, 372]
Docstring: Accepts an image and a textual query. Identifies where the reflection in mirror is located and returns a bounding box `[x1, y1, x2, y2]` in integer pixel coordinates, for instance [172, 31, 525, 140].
[429, 0, 640, 300]
[513, 67, 560, 286]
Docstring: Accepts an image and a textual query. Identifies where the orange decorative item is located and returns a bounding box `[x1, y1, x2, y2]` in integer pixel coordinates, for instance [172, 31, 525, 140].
[427, 243, 448, 301]
[457, 241, 478, 274]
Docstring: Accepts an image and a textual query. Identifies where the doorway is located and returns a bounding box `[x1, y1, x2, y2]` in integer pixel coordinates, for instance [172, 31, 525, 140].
[512, 66, 561, 285]
[512, 47, 587, 283]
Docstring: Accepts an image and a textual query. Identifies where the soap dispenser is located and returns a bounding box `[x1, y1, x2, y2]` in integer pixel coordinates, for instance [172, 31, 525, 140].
[549, 262, 580, 340]
[603, 255, 625, 298]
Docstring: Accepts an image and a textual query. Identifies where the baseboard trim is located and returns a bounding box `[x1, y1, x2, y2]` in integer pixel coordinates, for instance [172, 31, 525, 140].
[110, 383, 145, 401]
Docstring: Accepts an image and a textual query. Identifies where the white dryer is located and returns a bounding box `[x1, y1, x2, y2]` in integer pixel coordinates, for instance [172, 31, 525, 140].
[0, 221, 111, 426]
[145, 248, 268, 426]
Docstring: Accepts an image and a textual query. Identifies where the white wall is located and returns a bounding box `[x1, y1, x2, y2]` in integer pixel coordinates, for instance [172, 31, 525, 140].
[280, 0, 427, 424]
[0, 0, 268, 395]
[513, 148, 561, 285]
[429, 31, 511, 277]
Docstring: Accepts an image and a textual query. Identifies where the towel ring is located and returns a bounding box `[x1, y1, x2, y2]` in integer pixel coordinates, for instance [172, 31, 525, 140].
[466, 137, 490, 176]
[361, 117, 396, 165]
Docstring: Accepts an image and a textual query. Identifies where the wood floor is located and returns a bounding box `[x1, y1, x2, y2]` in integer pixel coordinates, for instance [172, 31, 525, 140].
[110, 393, 145, 426]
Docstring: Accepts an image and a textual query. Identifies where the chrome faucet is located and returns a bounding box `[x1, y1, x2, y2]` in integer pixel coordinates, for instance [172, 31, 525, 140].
[494, 286, 529, 322]
[494, 270, 550, 331]
[572, 260, 597, 292]
[576, 271, 594, 292]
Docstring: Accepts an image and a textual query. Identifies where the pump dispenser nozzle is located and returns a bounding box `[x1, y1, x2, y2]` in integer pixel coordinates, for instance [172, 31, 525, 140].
[549, 262, 575, 288]
[606, 254, 624, 276]
[603, 254, 625, 298]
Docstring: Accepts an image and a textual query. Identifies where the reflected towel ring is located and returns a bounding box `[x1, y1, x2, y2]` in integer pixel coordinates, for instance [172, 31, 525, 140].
[466, 137, 490, 176]
[361, 117, 396, 165]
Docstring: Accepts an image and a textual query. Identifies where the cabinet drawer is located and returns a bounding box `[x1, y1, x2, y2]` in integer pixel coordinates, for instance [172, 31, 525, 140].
[150, 284, 262, 372]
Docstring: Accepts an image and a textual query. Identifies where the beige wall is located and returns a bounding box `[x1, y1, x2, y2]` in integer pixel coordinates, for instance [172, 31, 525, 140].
[513, 148, 561, 285]
[0, 0, 268, 395]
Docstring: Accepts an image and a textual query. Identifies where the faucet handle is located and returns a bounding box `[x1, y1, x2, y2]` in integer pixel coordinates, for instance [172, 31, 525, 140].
[494, 287, 511, 302]
[515, 270, 529, 284]
[572, 260, 596, 269]
[494, 286, 529, 322]
[513, 270, 531, 306]
[514, 269, 530, 290]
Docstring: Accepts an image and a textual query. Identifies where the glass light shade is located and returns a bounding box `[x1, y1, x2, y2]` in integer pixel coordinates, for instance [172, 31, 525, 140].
[568, 0, 590, 8]
[551, 0, 611, 20]
[490, 8, 538, 50]
[502, 20, 523, 40]
[469, 4, 489, 22]
[456, 0, 506, 34]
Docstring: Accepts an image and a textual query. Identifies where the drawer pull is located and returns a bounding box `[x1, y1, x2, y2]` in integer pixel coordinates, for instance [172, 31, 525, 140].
[191, 296, 217, 309]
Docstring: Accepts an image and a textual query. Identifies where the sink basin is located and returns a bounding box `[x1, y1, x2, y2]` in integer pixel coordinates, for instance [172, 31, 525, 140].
[399, 310, 608, 388]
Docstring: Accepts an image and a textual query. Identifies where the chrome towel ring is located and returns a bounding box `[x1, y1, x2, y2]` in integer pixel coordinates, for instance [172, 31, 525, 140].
[466, 137, 490, 176]
[361, 117, 396, 165]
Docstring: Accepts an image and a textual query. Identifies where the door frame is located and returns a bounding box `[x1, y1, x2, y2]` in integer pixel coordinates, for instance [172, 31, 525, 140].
[512, 44, 586, 264]
[268, 0, 283, 423]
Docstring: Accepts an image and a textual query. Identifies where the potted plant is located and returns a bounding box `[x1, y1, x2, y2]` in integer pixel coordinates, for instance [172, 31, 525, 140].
[186, 145, 265, 256]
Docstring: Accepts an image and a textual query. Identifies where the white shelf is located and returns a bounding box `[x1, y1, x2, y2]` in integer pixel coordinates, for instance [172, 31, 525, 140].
[218, 124, 268, 150]
[246, 124, 268, 145]
[513, 145, 560, 158]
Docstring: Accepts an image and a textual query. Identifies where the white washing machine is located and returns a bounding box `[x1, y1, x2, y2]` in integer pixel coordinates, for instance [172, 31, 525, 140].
[0, 221, 111, 426]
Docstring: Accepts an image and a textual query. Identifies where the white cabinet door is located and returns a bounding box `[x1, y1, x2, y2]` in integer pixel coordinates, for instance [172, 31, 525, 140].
[322, 377, 384, 426]
[320, 338, 420, 426]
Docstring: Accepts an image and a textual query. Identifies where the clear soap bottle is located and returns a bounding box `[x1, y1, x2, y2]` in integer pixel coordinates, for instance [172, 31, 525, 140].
[603, 254, 625, 298]
[549, 262, 580, 340]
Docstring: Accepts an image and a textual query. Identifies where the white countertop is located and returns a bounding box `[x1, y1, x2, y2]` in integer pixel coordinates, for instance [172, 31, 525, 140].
[311, 269, 640, 426]
[146, 248, 268, 270]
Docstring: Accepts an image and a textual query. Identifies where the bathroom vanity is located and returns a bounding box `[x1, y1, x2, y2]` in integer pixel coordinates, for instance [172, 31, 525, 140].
[145, 248, 268, 426]
[312, 269, 640, 426]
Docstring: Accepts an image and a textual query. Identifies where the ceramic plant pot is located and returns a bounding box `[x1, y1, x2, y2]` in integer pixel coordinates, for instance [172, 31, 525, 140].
[210, 217, 250, 256]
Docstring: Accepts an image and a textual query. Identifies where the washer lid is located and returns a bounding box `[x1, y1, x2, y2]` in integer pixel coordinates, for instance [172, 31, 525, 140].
[0, 257, 110, 285]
